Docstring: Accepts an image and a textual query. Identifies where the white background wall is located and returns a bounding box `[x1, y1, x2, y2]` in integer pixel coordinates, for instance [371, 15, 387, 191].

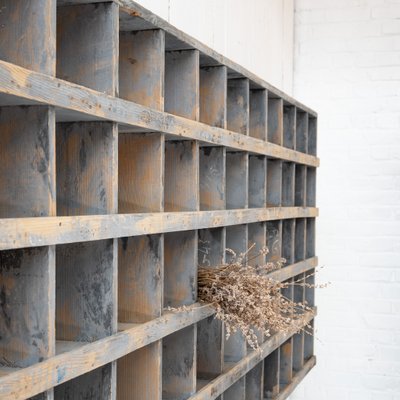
[135, 1, 400, 398]
[292, 1, 400, 398]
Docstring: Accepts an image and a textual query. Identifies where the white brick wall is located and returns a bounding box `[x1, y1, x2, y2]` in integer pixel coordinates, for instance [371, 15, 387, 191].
[291, 1, 400, 399]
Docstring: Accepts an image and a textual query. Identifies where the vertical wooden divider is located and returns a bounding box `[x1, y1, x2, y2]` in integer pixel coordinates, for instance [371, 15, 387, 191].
[223, 77, 250, 400]
[296, 110, 308, 154]
[55, 3, 118, 399]
[293, 219, 306, 373]
[250, 89, 268, 141]
[245, 87, 268, 400]
[283, 105, 296, 149]
[163, 49, 199, 400]
[117, 28, 165, 400]
[197, 66, 227, 395]
[0, 2, 56, 399]
[264, 349, 280, 399]
[268, 97, 283, 145]
[308, 116, 318, 156]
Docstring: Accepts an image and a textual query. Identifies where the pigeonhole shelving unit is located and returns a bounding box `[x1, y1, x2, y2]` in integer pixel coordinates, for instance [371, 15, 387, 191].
[0, 1, 318, 399]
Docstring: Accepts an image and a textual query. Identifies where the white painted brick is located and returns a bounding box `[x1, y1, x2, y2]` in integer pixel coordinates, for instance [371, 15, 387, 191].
[293, 0, 400, 398]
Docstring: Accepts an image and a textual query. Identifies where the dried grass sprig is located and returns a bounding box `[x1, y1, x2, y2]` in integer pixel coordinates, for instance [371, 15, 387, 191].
[198, 245, 320, 350]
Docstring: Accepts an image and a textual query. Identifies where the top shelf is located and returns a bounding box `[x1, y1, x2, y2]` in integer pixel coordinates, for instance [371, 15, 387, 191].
[56, 0, 317, 117]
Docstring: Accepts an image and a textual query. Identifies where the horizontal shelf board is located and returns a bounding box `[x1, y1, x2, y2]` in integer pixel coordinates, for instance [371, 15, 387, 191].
[187, 311, 316, 400]
[272, 356, 316, 400]
[269, 257, 318, 282]
[0, 60, 319, 167]
[0, 257, 317, 399]
[0, 207, 318, 250]
[0, 303, 215, 400]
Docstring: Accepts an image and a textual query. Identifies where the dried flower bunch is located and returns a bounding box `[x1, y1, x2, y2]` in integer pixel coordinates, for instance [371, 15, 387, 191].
[198, 244, 319, 350]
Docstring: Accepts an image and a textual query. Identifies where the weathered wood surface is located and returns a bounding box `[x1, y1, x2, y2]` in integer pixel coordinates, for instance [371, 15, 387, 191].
[267, 159, 283, 207]
[283, 105, 296, 150]
[0, 304, 215, 400]
[0, 207, 318, 251]
[116, 0, 317, 118]
[187, 311, 316, 400]
[165, 50, 199, 120]
[308, 116, 318, 155]
[119, 29, 165, 110]
[273, 356, 316, 400]
[0, 61, 319, 167]
[0, 0, 56, 75]
[296, 110, 308, 154]
[245, 361, 264, 400]
[264, 348, 280, 399]
[282, 162, 295, 207]
[249, 89, 268, 141]
[249, 155, 267, 208]
[57, 2, 119, 96]
[227, 78, 249, 135]
[200, 66, 227, 129]
[226, 152, 249, 209]
[0, 257, 317, 399]
[268, 98, 283, 146]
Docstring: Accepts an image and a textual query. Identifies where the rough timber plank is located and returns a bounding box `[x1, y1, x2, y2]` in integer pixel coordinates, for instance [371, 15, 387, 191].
[57, 2, 119, 95]
[249, 155, 267, 208]
[56, 122, 118, 399]
[0, 259, 317, 399]
[268, 98, 283, 146]
[267, 159, 283, 207]
[283, 105, 296, 150]
[0, 304, 215, 400]
[119, 29, 165, 110]
[249, 89, 268, 141]
[116, 0, 317, 117]
[187, 311, 316, 400]
[0, 0, 56, 75]
[264, 348, 280, 399]
[0, 4, 56, 398]
[226, 152, 249, 210]
[200, 66, 227, 129]
[165, 50, 199, 120]
[227, 78, 249, 135]
[273, 356, 316, 400]
[0, 207, 318, 251]
[308, 116, 317, 156]
[224, 224, 248, 400]
[0, 60, 319, 167]
[296, 110, 308, 154]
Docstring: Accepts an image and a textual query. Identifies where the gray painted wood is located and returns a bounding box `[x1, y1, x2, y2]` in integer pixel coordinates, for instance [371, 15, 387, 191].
[227, 78, 249, 135]
[283, 105, 296, 150]
[249, 89, 268, 141]
[0, 0, 56, 75]
[119, 29, 165, 111]
[279, 338, 293, 388]
[0, 61, 320, 167]
[200, 147, 226, 211]
[295, 219, 306, 263]
[264, 348, 280, 399]
[245, 361, 264, 400]
[308, 116, 317, 155]
[296, 110, 308, 154]
[56, 121, 118, 399]
[226, 152, 249, 209]
[282, 162, 295, 207]
[268, 98, 283, 145]
[266, 220, 282, 264]
[165, 141, 199, 212]
[267, 159, 282, 207]
[295, 165, 307, 207]
[282, 219, 295, 265]
[249, 156, 267, 208]
[306, 167, 317, 207]
[224, 225, 248, 400]
[248, 222, 267, 268]
[303, 320, 314, 362]
[200, 66, 227, 128]
[165, 50, 199, 120]
[57, 2, 119, 96]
